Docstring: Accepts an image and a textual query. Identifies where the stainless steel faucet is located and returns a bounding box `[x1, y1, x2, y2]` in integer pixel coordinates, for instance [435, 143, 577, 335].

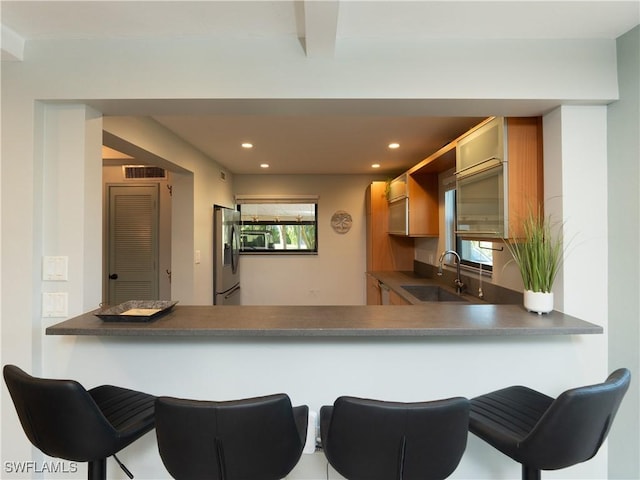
[438, 250, 465, 294]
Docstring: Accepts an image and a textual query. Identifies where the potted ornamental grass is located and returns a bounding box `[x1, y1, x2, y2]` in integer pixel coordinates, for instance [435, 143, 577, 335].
[504, 207, 564, 314]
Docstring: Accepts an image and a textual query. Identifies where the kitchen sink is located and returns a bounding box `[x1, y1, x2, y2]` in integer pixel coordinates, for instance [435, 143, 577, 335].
[400, 285, 468, 303]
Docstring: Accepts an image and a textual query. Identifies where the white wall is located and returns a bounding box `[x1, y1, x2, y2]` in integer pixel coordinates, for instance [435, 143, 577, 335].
[5, 36, 618, 101]
[235, 175, 383, 305]
[102, 117, 235, 305]
[0, 29, 634, 479]
[607, 25, 640, 479]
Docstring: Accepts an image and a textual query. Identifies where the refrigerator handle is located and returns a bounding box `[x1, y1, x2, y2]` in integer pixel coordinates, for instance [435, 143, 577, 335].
[230, 223, 240, 274]
[225, 284, 241, 299]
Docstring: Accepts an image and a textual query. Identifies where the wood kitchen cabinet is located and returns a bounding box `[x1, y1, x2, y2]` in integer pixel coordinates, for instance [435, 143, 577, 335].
[407, 172, 439, 236]
[366, 182, 414, 273]
[505, 117, 544, 239]
[366, 273, 382, 305]
[366, 274, 411, 305]
[387, 173, 439, 237]
[455, 116, 543, 240]
[389, 289, 411, 305]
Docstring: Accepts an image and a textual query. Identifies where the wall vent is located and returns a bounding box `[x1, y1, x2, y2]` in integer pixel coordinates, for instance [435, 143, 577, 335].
[122, 165, 167, 180]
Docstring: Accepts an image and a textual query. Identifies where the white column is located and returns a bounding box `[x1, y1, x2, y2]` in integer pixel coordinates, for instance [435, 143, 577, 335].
[41, 104, 103, 370]
[543, 105, 610, 476]
[42, 104, 103, 315]
[545, 106, 608, 324]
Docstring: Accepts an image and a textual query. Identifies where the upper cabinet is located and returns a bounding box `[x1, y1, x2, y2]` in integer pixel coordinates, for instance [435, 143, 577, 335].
[455, 117, 542, 239]
[366, 181, 414, 272]
[375, 116, 542, 249]
[387, 172, 439, 237]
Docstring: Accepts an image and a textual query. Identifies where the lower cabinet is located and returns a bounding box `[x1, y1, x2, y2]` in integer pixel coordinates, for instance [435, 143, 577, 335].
[366, 275, 412, 305]
[389, 289, 411, 305]
[366, 274, 382, 305]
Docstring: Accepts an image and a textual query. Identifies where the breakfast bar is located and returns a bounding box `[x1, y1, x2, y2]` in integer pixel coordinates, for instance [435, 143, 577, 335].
[42, 305, 606, 479]
[46, 304, 603, 337]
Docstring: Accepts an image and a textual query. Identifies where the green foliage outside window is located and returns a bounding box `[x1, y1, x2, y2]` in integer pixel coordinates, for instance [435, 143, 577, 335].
[239, 202, 318, 254]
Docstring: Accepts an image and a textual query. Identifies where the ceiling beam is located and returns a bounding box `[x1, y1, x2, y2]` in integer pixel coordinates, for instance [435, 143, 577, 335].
[303, 0, 339, 58]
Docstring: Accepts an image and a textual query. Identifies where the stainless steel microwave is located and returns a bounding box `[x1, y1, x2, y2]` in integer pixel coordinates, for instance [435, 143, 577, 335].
[455, 117, 509, 238]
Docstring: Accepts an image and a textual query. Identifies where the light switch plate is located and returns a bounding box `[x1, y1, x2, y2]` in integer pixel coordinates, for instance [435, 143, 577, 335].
[43, 256, 68, 281]
[42, 292, 68, 317]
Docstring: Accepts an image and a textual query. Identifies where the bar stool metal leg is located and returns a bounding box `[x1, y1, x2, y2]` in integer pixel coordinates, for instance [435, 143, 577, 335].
[88, 459, 106, 480]
[523, 465, 541, 480]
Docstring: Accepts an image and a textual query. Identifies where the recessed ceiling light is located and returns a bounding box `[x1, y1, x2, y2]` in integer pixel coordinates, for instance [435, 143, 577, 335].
[242, 143, 253, 149]
[260, 163, 270, 169]
[388, 143, 400, 149]
[371, 164, 381, 169]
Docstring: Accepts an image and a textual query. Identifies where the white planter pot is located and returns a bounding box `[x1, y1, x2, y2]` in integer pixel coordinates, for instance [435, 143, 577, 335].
[524, 290, 554, 314]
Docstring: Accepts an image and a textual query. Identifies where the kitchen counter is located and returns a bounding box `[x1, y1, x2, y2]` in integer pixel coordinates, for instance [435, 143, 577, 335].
[46, 303, 602, 337]
[369, 270, 485, 304]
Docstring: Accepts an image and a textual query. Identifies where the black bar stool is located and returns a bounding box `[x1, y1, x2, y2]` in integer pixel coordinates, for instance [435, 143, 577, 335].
[155, 393, 308, 480]
[3, 364, 156, 480]
[320, 395, 470, 480]
[469, 368, 631, 480]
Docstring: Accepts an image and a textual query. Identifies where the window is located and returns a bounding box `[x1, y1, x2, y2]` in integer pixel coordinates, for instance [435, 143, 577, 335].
[444, 186, 493, 271]
[236, 196, 318, 254]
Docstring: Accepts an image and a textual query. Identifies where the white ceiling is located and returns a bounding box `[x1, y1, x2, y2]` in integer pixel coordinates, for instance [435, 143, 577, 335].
[151, 112, 486, 175]
[2, 1, 638, 175]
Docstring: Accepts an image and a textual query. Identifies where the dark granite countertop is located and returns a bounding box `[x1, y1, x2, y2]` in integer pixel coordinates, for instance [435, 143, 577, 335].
[46, 304, 602, 337]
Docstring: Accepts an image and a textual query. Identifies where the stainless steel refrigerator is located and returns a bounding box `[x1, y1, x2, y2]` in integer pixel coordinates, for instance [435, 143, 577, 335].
[213, 205, 241, 305]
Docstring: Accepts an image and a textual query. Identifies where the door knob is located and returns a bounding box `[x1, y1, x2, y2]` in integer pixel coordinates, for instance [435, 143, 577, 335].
[109, 273, 118, 280]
